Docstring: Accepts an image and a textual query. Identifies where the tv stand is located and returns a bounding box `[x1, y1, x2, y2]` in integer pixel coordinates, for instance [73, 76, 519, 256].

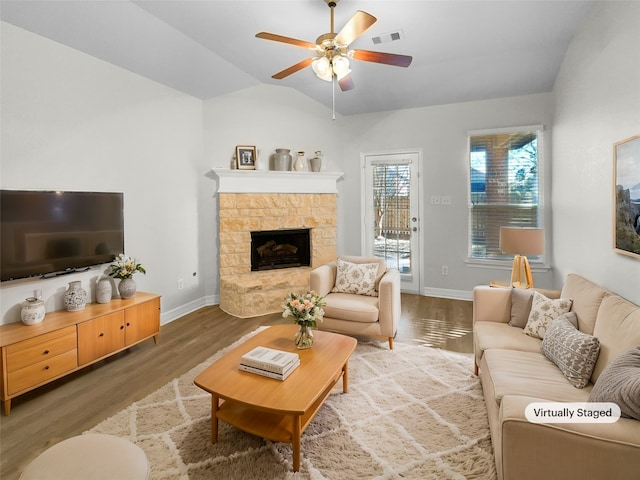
[0, 292, 160, 415]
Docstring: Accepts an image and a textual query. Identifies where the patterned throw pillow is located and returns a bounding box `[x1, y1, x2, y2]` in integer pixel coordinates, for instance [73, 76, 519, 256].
[588, 347, 640, 420]
[331, 259, 379, 296]
[541, 313, 600, 389]
[523, 291, 573, 339]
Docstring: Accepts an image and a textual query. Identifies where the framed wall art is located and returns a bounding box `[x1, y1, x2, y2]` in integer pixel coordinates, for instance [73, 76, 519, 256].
[613, 134, 640, 259]
[236, 145, 257, 170]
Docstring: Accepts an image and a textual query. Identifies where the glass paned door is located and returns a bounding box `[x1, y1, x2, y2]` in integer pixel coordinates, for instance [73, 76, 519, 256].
[363, 152, 421, 293]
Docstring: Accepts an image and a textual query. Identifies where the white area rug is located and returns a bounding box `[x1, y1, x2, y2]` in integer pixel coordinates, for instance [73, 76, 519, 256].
[88, 328, 496, 479]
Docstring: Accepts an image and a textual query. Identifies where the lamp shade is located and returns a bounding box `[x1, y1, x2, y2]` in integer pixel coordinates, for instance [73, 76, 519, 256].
[500, 227, 544, 255]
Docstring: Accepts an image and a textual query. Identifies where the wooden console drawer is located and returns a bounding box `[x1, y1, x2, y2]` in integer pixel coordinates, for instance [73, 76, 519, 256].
[7, 349, 78, 395]
[6, 326, 77, 373]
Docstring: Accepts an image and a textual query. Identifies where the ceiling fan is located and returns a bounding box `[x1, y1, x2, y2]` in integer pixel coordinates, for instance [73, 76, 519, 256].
[255, 0, 412, 91]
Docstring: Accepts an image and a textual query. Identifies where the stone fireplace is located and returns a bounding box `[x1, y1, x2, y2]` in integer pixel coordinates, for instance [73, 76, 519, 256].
[212, 169, 343, 318]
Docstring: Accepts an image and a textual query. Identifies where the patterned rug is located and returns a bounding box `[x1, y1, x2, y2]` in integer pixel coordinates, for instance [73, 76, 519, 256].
[88, 328, 496, 479]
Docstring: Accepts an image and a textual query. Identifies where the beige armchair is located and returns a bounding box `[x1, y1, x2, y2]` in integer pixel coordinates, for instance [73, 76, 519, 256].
[310, 255, 401, 349]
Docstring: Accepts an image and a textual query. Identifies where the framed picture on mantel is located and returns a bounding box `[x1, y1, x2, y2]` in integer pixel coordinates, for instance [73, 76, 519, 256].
[613, 134, 640, 259]
[236, 145, 256, 170]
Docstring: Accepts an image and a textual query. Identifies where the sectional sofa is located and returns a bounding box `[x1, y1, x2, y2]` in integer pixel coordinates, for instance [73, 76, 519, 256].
[473, 273, 640, 480]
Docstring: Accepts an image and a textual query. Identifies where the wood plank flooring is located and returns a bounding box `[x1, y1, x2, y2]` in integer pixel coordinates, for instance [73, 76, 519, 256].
[0, 293, 472, 480]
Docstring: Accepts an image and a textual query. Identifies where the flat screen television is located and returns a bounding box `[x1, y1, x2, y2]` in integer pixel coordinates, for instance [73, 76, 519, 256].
[1, 190, 124, 282]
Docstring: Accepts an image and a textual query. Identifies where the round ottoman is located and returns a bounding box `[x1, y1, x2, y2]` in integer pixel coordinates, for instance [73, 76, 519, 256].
[20, 434, 150, 480]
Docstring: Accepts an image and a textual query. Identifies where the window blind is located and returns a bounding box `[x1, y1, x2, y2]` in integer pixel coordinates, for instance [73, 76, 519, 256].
[469, 128, 542, 260]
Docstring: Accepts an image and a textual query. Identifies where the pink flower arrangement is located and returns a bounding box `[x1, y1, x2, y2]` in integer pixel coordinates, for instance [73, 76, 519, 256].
[282, 291, 326, 327]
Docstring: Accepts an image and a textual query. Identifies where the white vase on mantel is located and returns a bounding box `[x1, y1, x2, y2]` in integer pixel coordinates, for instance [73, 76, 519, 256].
[293, 152, 305, 172]
[255, 149, 267, 171]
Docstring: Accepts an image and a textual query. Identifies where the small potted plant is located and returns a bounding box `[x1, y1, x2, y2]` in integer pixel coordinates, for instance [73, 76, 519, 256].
[109, 254, 146, 299]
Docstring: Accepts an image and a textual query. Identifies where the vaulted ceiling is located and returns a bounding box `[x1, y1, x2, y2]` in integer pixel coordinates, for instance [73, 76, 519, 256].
[1, 0, 596, 115]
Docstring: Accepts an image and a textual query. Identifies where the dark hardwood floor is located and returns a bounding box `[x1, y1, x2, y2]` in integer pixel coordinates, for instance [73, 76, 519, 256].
[0, 293, 472, 480]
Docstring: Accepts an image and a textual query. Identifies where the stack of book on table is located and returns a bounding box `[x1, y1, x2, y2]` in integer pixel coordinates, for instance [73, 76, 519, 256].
[239, 346, 300, 381]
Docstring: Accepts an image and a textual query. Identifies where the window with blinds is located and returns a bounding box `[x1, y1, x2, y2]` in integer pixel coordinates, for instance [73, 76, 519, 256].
[468, 127, 543, 261]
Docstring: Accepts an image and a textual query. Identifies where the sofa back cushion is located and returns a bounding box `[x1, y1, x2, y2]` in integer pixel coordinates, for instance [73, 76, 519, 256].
[591, 295, 640, 383]
[561, 273, 608, 335]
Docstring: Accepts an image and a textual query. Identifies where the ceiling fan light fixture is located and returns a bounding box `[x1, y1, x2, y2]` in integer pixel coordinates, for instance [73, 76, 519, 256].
[332, 55, 350, 78]
[312, 56, 333, 81]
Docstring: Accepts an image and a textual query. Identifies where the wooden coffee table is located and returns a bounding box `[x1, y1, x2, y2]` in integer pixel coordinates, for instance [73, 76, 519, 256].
[194, 324, 357, 472]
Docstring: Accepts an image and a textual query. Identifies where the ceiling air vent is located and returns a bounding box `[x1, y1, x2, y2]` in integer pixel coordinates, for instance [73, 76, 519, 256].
[372, 30, 404, 45]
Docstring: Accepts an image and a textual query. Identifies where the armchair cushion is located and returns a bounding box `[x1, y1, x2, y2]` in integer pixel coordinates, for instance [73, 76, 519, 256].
[332, 258, 379, 296]
[323, 293, 380, 323]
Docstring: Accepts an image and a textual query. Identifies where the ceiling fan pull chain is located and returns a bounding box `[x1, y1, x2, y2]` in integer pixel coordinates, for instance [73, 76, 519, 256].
[332, 75, 336, 121]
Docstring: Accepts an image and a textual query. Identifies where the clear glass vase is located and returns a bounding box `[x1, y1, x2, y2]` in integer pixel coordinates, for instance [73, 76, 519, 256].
[294, 323, 314, 349]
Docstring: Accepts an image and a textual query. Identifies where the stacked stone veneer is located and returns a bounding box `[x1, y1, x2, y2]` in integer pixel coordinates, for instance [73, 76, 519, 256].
[219, 193, 337, 318]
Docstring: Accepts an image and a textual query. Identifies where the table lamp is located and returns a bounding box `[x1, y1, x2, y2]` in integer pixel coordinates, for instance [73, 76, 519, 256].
[499, 227, 544, 289]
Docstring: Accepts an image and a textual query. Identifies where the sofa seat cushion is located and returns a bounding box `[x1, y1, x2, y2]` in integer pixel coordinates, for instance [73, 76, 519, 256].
[474, 321, 542, 366]
[481, 349, 592, 406]
[323, 292, 379, 323]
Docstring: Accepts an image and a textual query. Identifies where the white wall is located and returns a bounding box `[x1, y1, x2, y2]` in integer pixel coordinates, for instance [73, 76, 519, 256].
[552, 1, 640, 304]
[1, 22, 204, 324]
[341, 94, 556, 295]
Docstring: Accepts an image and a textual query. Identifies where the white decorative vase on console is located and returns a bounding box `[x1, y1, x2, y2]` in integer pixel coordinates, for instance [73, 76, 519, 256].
[96, 277, 112, 304]
[118, 278, 137, 299]
[21, 297, 46, 325]
[64, 281, 87, 311]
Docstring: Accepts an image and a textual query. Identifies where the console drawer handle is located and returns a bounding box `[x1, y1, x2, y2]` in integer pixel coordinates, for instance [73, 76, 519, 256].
[44, 365, 50, 370]
[43, 349, 50, 355]
[99, 332, 104, 337]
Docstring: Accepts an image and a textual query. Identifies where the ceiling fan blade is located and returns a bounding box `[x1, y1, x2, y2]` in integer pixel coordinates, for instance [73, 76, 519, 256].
[350, 49, 413, 68]
[338, 75, 355, 92]
[334, 11, 376, 46]
[256, 32, 318, 50]
[271, 57, 314, 79]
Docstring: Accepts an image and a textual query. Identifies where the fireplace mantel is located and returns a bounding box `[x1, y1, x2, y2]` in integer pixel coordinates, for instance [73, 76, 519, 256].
[211, 168, 344, 194]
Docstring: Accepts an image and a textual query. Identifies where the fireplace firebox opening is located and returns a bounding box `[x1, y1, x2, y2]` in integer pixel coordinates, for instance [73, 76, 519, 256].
[250, 228, 311, 271]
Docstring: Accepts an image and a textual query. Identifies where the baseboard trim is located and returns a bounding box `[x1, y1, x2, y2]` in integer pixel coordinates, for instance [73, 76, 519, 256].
[160, 294, 220, 325]
[422, 287, 473, 301]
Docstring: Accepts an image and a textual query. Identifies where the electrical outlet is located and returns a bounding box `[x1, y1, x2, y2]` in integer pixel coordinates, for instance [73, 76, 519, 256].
[441, 265, 448, 276]
[431, 195, 440, 205]
[177, 278, 184, 290]
[441, 195, 452, 205]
